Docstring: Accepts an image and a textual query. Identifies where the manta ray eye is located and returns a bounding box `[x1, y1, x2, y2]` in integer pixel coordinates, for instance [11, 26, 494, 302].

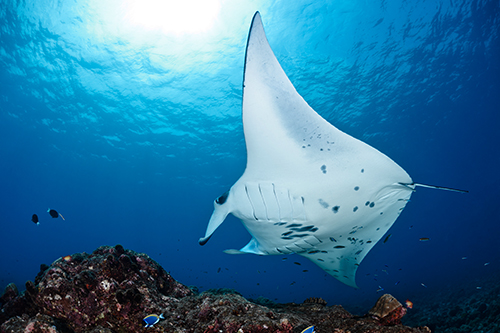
[215, 191, 229, 205]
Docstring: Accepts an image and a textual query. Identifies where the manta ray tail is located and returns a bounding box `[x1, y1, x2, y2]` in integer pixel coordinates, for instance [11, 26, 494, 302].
[399, 182, 468, 193]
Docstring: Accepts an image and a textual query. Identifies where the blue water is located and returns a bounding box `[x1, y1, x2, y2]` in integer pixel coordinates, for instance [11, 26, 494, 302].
[1, 0, 499, 313]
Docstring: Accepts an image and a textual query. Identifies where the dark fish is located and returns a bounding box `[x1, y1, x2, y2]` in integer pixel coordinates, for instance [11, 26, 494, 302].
[419, 237, 430, 241]
[31, 214, 39, 225]
[383, 234, 392, 243]
[294, 262, 301, 265]
[48, 208, 59, 218]
[217, 267, 221, 273]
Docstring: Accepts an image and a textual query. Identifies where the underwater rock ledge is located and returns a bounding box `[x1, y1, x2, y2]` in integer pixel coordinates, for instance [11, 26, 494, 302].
[0, 245, 430, 333]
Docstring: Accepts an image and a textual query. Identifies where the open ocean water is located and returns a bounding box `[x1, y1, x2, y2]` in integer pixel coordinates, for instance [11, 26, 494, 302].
[1, 0, 499, 331]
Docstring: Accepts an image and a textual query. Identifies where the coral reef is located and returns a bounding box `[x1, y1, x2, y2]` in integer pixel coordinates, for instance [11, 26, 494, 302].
[403, 274, 500, 333]
[303, 297, 327, 306]
[1, 245, 431, 333]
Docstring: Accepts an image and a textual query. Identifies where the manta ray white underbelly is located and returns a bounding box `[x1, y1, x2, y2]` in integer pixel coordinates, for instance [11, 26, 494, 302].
[199, 12, 416, 288]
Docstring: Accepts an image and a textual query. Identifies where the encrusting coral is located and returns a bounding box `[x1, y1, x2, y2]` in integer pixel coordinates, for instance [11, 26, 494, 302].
[0, 245, 431, 333]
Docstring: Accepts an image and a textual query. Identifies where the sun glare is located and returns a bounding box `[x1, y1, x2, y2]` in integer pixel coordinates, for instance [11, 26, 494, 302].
[124, 0, 221, 35]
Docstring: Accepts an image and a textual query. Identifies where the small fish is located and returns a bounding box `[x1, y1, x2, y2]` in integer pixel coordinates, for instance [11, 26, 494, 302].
[217, 267, 221, 273]
[302, 270, 308, 272]
[421, 283, 427, 288]
[383, 234, 392, 243]
[395, 281, 400, 285]
[282, 257, 288, 261]
[382, 269, 388, 275]
[48, 208, 59, 218]
[47, 208, 65, 220]
[419, 238, 430, 242]
[301, 326, 316, 333]
[31, 214, 39, 225]
[143, 314, 164, 328]
[376, 286, 384, 292]
[462, 257, 467, 260]
[476, 287, 482, 289]
[484, 262, 490, 266]
[409, 225, 413, 229]
[62, 255, 72, 262]
[405, 299, 413, 309]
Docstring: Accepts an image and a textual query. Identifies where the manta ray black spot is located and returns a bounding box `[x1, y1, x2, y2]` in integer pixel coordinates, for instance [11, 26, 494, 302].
[355, 250, 362, 255]
[366, 240, 372, 243]
[332, 206, 340, 213]
[361, 169, 365, 173]
[317, 259, 324, 262]
[320, 165, 327, 174]
[318, 199, 329, 208]
[353, 206, 358, 212]
[281, 237, 293, 240]
[308, 250, 320, 254]
[291, 225, 317, 232]
[286, 223, 303, 228]
[334, 245, 345, 249]
[365, 201, 370, 206]
[369, 202, 375, 208]
[329, 237, 337, 242]
[281, 231, 293, 236]
[354, 186, 359, 191]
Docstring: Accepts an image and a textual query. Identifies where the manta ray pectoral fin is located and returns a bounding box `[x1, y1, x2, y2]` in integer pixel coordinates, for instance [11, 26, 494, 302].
[224, 238, 265, 255]
[199, 194, 232, 246]
[399, 182, 468, 193]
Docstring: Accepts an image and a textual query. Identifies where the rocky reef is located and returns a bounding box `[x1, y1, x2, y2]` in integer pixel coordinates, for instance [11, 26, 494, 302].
[403, 273, 500, 333]
[0, 245, 431, 333]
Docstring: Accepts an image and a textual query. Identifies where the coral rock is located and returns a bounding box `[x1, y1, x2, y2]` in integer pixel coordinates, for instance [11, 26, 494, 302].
[303, 297, 327, 306]
[0, 283, 18, 305]
[0, 246, 431, 333]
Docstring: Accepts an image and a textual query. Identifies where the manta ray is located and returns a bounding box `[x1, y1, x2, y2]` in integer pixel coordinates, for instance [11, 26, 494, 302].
[199, 12, 466, 288]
